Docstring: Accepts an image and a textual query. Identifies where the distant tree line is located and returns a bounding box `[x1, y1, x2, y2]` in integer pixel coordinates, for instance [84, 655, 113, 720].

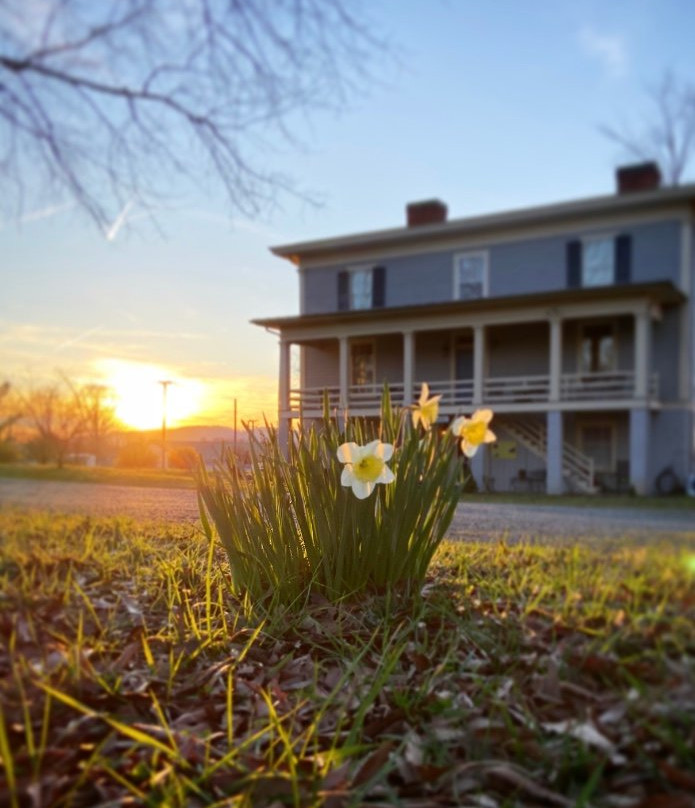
[0, 375, 233, 470]
[0, 375, 119, 467]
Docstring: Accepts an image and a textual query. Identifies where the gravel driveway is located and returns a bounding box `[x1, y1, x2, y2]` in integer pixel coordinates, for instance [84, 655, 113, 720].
[1, 477, 693, 544]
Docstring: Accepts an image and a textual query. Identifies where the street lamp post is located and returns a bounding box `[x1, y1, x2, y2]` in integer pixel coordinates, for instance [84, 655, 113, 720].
[158, 380, 173, 470]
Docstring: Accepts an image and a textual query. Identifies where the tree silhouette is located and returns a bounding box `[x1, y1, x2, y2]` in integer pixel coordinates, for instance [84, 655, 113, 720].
[0, 0, 381, 231]
[601, 72, 695, 185]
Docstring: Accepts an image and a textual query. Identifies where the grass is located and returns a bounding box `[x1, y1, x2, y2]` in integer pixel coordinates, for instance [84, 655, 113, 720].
[0, 508, 694, 807]
[0, 462, 195, 489]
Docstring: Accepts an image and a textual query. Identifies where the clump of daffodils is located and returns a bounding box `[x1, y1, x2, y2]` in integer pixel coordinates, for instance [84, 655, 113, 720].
[198, 386, 495, 610]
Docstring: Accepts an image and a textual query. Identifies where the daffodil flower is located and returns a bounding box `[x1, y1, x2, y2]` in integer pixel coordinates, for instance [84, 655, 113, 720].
[411, 382, 442, 430]
[451, 408, 496, 458]
[337, 439, 395, 499]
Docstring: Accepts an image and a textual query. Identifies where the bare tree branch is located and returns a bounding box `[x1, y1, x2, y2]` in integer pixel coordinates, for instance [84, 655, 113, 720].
[600, 71, 695, 185]
[0, 0, 384, 231]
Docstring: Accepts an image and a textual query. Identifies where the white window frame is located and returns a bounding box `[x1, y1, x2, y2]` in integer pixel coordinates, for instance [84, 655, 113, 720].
[453, 251, 489, 301]
[346, 264, 374, 310]
[577, 320, 618, 374]
[576, 419, 617, 473]
[350, 339, 376, 387]
[580, 234, 615, 288]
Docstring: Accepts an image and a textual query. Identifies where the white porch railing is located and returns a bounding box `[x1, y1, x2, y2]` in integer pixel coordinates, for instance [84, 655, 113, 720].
[288, 370, 659, 414]
[561, 371, 658, 401]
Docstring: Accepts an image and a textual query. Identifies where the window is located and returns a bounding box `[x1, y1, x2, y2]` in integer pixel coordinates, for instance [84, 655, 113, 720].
[337, 266, 385, 311]
[567, 234, 632, 288]
[578, 423, 616, 472]
[579, 323, 616, 373]
[350, 268, 372, 309]
[582, 237, 614, 287]
[454, 252, 488, 300]
[351, 341, 375, 386]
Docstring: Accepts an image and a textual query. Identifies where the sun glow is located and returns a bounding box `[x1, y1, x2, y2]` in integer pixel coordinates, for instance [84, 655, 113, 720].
[98, 359, 203, 430]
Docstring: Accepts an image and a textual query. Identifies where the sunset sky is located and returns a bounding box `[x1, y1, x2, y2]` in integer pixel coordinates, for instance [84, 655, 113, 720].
[3, 1, 695, 429]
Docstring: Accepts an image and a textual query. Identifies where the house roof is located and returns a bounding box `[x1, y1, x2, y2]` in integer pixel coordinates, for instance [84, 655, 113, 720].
[270, 183, 695, 264]
[252, 281, 684, 331]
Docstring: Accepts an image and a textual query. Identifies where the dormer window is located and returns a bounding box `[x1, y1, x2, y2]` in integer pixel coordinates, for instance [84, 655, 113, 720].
[337, 265, 386, 311]
[454, 251, 488, 300]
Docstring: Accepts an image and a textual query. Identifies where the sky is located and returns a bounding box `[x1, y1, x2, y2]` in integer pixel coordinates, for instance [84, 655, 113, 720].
[2, 0, 695, 429]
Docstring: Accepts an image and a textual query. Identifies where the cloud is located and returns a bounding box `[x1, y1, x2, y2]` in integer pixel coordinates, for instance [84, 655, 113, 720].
[578, 26, 628, 78]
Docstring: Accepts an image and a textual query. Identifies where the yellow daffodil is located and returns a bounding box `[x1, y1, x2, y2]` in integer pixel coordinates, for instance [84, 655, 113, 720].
[450, 408, 496, 458]
[337, 439, 395, 499]
[411, 382, 442, 430]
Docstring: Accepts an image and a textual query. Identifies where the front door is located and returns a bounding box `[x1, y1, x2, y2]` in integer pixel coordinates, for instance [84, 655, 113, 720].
[454, 336, 473, 379]
[351, 341, 375, 387]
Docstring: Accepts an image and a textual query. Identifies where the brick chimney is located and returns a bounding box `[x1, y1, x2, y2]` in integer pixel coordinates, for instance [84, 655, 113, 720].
[616, 162, 661, 194]
[406, 199, 448, 227]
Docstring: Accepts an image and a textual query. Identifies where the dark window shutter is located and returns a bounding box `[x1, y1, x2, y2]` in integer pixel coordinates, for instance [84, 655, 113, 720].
[566, 240, 582, 288]
[615, 234, 632, 284]
[372, 265, 386, 307]
[337, 270, 350, 310]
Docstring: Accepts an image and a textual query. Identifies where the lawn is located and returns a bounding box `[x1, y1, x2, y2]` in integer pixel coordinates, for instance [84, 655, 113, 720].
[1, 510, 693, 807]
[0, 463, 195, 489]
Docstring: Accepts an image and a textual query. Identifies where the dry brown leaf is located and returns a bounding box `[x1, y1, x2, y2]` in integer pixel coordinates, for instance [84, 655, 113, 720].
[484, 763, 573, 807]
[351, 740, 394, 787]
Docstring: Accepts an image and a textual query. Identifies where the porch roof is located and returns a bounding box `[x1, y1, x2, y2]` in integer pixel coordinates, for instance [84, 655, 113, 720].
[252, 281, 684, 331]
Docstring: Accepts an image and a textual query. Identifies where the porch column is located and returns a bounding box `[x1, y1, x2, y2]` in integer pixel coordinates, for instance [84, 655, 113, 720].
[278, 338, 291, 450]
[546, 410, 564, 495]
[473, 324, 485, 405]
[634, 308, 651, 400]
[549, 315, 562, 402]
[339, 336, 349, 410]
[403, 330, 414, 405]
[629, 408, 650, 495]
[470, 450, 485, 492]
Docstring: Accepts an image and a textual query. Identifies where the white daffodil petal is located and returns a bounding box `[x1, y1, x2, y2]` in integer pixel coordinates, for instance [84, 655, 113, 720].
[452, 417, 469, 437]
[337, 442, 361, 463]
[341, 466, 354, 487]
[484, 429, 497, 443]
[379, 466, 396, 484]
[473, 408, 494, 424]
[462, 441, 479, 458]
[351, 479, 373, 499]
[377, 442, 394, 462]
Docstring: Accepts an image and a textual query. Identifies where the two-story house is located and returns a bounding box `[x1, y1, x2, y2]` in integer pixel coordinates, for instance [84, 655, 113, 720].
[254, 163, 694, 495]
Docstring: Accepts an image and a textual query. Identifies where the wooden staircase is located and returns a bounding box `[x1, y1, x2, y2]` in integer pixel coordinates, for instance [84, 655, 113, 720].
[497, 415, 596, 493]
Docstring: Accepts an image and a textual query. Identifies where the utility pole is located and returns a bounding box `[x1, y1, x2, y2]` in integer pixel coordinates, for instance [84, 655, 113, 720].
[233, 397, 238, 458]
[158, 380, 173, 470]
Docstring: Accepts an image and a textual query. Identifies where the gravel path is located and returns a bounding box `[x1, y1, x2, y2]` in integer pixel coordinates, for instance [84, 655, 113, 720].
[1, 477, 693, 543]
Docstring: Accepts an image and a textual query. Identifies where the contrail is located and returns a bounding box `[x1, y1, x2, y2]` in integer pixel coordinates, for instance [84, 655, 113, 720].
[105, 200, 135, 242]
[54, 325, 104, 353]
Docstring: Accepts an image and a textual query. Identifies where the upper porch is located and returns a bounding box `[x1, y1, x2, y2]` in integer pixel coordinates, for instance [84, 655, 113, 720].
[254, 281, 684, 422]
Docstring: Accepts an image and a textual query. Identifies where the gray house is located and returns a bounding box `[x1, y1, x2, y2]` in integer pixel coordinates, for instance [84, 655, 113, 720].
[254, 164, 694, 495]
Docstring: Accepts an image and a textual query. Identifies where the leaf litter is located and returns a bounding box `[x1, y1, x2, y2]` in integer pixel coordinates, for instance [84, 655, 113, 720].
[0, 509, 693, 807]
